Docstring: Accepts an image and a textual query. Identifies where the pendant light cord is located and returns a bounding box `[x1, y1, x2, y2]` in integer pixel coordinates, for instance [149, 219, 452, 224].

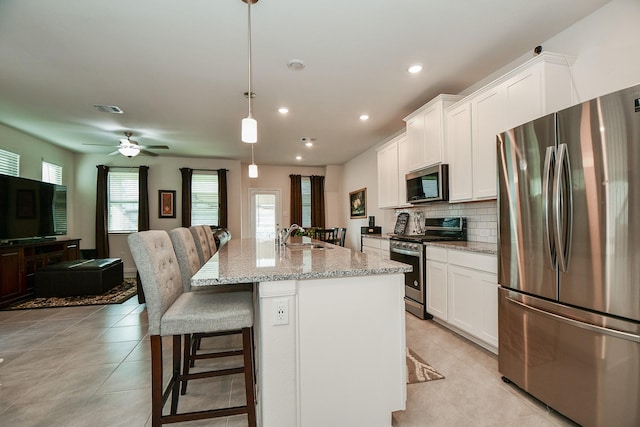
[251, 144, 255, 164]
[247, 0, 253, 118]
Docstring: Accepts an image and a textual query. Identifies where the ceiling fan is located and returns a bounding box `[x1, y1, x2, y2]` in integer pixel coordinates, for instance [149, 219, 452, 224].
[84, 131, 170, 157]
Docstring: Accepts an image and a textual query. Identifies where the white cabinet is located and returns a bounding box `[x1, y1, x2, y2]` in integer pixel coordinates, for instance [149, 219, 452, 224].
[446, 249, 498, 351]
[471, 85, 506, 200]
[361, 237, 389, 259]
[447, 102, 473, 201]
[376, 133, 409, 209]
[425, 246, 448, 321]
[447, 52, 574, 203]
[404, 95, 462, 173]
[425, 246, 498, 353]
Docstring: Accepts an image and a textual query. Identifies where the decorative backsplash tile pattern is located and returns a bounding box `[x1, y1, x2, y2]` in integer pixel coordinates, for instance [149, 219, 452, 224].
[392, 200, 498, 243]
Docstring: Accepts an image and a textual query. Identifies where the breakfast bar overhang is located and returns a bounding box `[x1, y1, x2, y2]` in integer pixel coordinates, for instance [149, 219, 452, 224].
[191, 237, 411, 427]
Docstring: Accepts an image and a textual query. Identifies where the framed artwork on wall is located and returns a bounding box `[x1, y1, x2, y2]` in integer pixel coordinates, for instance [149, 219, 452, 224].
[159, 190, 176, 218]
[349, 188, 366, 219]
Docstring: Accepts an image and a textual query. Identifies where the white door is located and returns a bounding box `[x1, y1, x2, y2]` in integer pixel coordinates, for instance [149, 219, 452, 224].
[249, 189, 281, 240]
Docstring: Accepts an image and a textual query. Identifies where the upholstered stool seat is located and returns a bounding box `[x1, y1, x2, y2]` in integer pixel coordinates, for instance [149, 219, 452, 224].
[162, 291, 252, 336]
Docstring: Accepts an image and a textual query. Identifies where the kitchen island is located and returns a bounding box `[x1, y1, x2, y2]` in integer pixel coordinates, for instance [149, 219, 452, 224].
[191, 237, 411, 427]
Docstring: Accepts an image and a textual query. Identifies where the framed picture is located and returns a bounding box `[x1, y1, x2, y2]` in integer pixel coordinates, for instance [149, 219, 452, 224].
[16, 189, 36, 219]
[158, 190, 176, 218]
[349, 188, 366, 219]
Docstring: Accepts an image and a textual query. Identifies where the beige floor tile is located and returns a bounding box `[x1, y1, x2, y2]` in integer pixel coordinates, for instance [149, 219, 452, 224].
[0, 396, 90, 427]
[71, 389, 151, 427]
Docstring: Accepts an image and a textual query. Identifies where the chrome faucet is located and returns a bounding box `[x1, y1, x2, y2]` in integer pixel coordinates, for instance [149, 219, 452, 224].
[280, 224, 304, 245]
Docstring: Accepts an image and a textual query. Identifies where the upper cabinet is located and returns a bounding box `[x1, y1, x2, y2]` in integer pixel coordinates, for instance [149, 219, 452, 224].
[377, 132, 409, 209]
[404, 95, 462, 173]
[447, 52, 575, 203]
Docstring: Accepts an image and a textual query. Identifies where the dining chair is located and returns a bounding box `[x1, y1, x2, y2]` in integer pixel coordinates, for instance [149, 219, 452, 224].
[315, 228, 337, 244]
[337, 227, 347, 246]
[189, 225, 213, 265]
[128, 230, 256, 427]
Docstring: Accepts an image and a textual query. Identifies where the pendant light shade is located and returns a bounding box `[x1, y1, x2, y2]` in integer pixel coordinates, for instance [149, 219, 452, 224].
[242, 116, 257, 143]
[248, 162, 258, 178]
[248, 144, 258, 178]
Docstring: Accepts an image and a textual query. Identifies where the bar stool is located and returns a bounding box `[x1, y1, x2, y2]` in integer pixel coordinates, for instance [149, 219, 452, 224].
[128, 230, 256, 427]
[169, 227, 244, 393]
[189, 225, 213, 265]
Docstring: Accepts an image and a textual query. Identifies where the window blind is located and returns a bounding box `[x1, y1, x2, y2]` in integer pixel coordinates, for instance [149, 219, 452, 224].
[0, 149, 20, 177]
[192, 172, 219, 226]
[301, 176, 311, 228]
[42, 161, 63, 184]
[108, 171, 139, 232]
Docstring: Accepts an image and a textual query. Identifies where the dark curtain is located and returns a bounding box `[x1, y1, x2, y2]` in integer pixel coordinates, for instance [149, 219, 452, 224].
[310, 175, 326, 228]
[95, 165, 109, 258]
[180, 168, 193, 227]
[137, 166, 149, 303]
[138, 166, 150, 231]
[218, 169, 228, 227]
[289, 174, 302, 226]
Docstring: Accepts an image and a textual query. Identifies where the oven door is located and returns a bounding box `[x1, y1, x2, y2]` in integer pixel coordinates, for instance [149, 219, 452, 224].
[389, 245, 427, 318]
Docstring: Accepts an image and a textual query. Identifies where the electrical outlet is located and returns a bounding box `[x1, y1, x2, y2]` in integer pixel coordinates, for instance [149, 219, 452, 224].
[273, 299, 289, 326]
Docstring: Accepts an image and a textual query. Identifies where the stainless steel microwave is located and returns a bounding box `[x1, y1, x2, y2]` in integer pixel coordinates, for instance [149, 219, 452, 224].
[405, 164, 449, 203]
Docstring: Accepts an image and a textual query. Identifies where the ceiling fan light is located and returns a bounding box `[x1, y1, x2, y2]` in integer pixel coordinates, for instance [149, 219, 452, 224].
[248, 162, 258, 178]
[242, 116, 257, 143]
[119, 144, 140, 157]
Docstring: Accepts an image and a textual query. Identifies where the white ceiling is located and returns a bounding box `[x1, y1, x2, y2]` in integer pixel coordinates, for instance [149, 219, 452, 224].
[0, 0, 611, 166]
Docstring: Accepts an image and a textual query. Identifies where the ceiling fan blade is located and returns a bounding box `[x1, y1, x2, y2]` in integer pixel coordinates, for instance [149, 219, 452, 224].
[140, 149, 158, 157]
[141, 145, 169, 150]
[108, 150, 120, 156]
[83, 143, 116, 146]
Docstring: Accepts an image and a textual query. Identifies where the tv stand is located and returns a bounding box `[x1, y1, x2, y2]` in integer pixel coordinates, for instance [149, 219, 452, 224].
[0, 238, 80, 307]
[6, 236, 57, 245]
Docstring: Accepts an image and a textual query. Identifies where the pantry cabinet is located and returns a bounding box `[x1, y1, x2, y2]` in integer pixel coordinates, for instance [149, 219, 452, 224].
[447, 52, 575, 203]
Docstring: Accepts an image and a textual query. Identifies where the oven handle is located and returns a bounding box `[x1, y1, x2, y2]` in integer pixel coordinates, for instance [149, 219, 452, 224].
[390, 247, 421, 257]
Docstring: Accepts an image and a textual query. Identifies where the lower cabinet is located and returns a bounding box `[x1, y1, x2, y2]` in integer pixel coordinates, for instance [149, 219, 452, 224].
[426, 247, 498, 353]
[361, 236, 390, 259]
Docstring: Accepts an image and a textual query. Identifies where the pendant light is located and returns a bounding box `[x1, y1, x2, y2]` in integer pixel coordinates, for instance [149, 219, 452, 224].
[241, 0, 257, 143]
[248, 145, 258, 178]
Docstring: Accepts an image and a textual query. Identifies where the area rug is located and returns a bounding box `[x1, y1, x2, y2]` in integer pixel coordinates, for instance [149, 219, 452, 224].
[4, 278, 137, 310]
[407, 348, 445, 384]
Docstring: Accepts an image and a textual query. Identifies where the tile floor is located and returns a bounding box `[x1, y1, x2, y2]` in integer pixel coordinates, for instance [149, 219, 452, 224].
[0, 298, 579, 427]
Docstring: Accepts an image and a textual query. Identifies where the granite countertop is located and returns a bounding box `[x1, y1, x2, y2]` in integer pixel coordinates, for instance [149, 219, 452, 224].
[424, 240, 498, 255]
[191, 236, 411, 286]
[360, 234, 390, 240]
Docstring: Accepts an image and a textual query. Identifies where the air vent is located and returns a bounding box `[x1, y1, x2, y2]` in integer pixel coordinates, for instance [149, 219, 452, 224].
[93, 104, 123, 114]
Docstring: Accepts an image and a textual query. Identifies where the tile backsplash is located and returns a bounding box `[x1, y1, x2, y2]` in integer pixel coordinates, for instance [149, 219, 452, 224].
[389, 200, 497, 243]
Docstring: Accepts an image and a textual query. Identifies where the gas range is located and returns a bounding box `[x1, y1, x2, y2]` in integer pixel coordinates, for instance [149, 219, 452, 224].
[390, 217, 466, 249]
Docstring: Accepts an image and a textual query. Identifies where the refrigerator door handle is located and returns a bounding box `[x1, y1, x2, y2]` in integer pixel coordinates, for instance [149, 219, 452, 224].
[542, 146, 556, 268]
[553, 143, 573, 272]
[505, 296, 640, 343]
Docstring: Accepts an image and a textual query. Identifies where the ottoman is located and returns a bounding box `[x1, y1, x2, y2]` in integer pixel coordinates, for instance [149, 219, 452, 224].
[35, 258, 124, 297]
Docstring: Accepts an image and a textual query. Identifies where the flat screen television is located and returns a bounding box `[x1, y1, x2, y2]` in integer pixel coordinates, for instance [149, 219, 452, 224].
[0, 174, 68, 242]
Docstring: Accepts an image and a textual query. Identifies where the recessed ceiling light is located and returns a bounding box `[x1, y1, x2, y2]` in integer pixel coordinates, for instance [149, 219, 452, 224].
[295, 155, 302, 160]
[278, 107, 289, 114]
[360, 114, 369, 121]
[408, 64, 423, 74]
[287, 59, 305, 71]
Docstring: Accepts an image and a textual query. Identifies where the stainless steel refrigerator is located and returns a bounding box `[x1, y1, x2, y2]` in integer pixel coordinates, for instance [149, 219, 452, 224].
[497, 84, 640, 427]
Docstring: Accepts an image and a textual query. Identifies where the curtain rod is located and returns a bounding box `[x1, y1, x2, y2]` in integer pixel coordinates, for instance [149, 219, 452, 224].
[187, 168, 229, 172]
[108, 166, 146, 170]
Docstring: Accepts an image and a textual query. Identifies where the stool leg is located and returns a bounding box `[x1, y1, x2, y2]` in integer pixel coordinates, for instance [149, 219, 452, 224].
[189, 335, 199, 367]
[170, 335, 181, 414]
[150, 335, 163, 427]
[242, 327, 257, 427]
[181, 334, 192, 395]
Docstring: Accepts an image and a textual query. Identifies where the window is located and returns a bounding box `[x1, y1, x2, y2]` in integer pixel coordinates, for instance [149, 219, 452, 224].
[0, 148, 20, 176]
[301, 176, 311, 228]
[108, 170, 139, 232]
[42, 161, 62, 184]
[192, 172, 219, 226]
